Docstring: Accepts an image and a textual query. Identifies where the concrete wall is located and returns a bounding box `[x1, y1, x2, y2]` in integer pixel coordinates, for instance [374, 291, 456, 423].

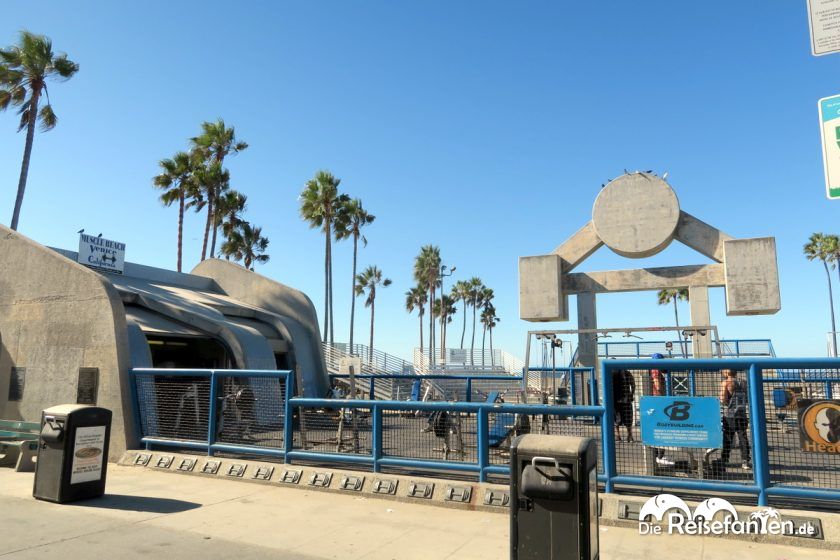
[723, 237, 781, 316]
[191, 259, 330, 397]
[0, 225, 135, 460]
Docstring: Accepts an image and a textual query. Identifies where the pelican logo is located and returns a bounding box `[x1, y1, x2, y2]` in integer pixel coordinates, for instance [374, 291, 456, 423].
[664, 401, 691, 421]
[638, 494, 815, 536]
[799, 399, 840, 453]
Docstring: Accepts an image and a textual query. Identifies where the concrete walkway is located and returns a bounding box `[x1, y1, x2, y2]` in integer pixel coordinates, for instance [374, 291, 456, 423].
[0, 466, 833, 559]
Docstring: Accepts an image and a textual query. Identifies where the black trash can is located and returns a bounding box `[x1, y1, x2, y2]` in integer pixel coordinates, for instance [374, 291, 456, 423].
[510, 434, 599, 560]
[33, 405, 112, 503]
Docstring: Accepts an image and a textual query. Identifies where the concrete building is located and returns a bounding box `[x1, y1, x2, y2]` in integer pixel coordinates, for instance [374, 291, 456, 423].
[0, 225, 329, 459]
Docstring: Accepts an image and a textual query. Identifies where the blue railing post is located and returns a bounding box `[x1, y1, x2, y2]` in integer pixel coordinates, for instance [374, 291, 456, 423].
[601, 361, 616, 493]
[748, 364, 771, 506]
[735, 340, 741, 357]
[372, 404, 382, 473]
[127, 370, 144, 446]
[283, 371, 295, 463]
[825, 381, 833, 399]
[477, 407, 489, 482]
[589, 369, 598, 406]
[665, 372, 672, 396]
[570, 369, 577, 405]
[369, 377, 376, 400]
[466, 378, 473, 403]
[207, 370, 219, 456]
[688, 370, 696, 397]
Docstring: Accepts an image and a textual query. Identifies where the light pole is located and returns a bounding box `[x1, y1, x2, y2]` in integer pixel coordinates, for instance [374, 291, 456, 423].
[438, 264, 456, 365]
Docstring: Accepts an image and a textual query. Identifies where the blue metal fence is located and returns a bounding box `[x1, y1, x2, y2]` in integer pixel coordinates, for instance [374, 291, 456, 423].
[131, 357, 840, 507]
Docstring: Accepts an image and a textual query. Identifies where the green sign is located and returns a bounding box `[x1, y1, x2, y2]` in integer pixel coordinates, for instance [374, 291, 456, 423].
[819, 95, 840, 199]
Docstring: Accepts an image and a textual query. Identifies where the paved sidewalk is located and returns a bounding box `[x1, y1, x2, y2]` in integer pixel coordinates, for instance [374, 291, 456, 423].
[0, 466, 833, 559]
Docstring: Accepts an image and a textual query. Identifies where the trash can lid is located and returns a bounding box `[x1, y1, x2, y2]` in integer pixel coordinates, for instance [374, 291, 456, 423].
[42, 404, 94, 415]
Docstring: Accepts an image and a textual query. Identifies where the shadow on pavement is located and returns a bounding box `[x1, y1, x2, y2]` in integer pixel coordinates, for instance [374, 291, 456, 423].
[70, 494, 202, 514]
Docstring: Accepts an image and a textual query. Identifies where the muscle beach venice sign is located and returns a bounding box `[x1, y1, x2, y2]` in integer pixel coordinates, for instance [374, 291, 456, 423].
[78, 233, 125, 274]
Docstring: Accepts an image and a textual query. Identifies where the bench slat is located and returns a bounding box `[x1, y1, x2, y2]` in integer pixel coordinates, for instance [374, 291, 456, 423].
[0, 420, 40, 432]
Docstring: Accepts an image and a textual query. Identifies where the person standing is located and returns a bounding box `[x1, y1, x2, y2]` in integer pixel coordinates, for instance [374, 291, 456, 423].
[720, 369, 751, 470]
[650, 354, 674, 466]
[613, 369, 636, 442]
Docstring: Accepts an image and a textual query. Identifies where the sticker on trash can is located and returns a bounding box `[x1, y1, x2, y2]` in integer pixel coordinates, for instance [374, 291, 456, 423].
[640, 396, 722, 448]
[71, 426, 106, 484]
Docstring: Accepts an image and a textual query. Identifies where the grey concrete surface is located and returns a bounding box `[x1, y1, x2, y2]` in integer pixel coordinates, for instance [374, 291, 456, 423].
[518, 255, 566, 322]
[0, 466, 834, 559]
[723, 237, 782, 315]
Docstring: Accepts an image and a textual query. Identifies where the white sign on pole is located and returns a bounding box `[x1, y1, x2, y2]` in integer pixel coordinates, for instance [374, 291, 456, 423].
[807, 0, 840, 56]
[77, 233, 126, 274]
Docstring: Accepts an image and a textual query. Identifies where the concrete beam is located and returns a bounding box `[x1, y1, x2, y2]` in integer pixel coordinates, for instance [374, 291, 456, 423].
[551, 221, 604, 272]
[723, 237, 781, 315]
[674, 212, 732, 263]
[688, 286, 713, 358]
[576, 293, 598, 375]
[564, 264, 725, 294]
[519, 255, 568, 322]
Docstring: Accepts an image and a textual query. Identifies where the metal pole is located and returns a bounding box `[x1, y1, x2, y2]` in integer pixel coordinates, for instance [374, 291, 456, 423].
[283, 371, 295, 463]
[372, 404, 382, 473]
[466, 378, 472, 403]
[477, 407, 489, 482]
[207, 370, 219, 456]
[570, 369, 577, 405]
[748, 364, 771, 506]
[601, 361, 616, 493]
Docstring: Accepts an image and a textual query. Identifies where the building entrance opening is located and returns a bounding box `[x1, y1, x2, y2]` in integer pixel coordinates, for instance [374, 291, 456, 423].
[146, 335, 232, 369]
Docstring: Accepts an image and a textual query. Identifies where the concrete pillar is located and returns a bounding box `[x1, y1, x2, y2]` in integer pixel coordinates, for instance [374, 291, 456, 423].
[689, 285, 713, 358]
[576, 292, 598, 367]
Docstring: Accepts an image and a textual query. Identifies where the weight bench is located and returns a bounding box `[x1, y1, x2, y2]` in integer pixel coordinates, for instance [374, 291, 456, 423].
[0, 420, 40, 472]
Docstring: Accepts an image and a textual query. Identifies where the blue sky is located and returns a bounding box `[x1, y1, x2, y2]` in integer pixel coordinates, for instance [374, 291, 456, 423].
[1, 1, 839, 361]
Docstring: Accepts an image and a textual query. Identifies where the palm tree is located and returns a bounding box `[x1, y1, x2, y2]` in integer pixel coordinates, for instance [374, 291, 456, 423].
[476, 286, 494, 367]
[0, 31, 79, 231]
[480, 305, 500, 369]
[355, 266, 392, 362]
[190, 119, 248, 260]
[300, 171, 349, 344]
[153, 151, 195, 272]
[467, 277, 484, 366]
[451, 280, 472, 349]
[434, 294, 457, 362]
[405, 285, 427, 355]
[413, 246, 441, 366]
[335, 199, 375, 353]
[215, 189, 247, 255]
[220, 222, 269, 270]
[805, 233, 839, 355]
[657, 288, 689, 357]
[192, 161, 229, 260]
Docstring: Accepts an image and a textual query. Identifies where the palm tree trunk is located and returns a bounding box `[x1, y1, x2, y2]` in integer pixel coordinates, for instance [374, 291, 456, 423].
[672, 299, 685, 357]
[460, 300, 467, 348]
[826, 262, 838, 356]
[349, 235, 358, 352]
[489, 327, 495, 368]
[470, 305, 477, 368]
[10, 92, 40, 231]
[481, 326, 487, 368]
[428, 286, 435, 367]
[201, 194, 213, 261]
[210, 216, 218, 258]
[369, 296, 375, 363]
[419, 311, 424, 355]
[177, 192, 185, 272]
[327, 220, 334, 345]
[323, 227, 329, 342]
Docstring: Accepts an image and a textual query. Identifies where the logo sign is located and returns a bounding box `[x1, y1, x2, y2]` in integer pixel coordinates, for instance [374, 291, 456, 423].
[638, 493, 815, 536]
[818, 94, 840, 199]
[807, 0, 840, 56]
[77, 233, 125, 274]
[798, 399, 840, 453]
[640, 396, 722, 448]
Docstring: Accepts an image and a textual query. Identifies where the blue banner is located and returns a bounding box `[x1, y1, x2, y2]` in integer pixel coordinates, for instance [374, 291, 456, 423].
[640, 396, 722, 448]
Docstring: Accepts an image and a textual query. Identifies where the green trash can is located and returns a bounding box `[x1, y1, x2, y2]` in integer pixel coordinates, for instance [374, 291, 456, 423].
[33, 404, 112, 503]
[510, 434, 599, 560]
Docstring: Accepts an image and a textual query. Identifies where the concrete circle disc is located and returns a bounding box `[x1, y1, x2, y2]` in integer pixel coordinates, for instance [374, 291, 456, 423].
[592, 174, 680, 258]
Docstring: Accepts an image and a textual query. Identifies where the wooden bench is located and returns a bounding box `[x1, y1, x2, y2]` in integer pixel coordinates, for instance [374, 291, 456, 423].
[0, 420, 40, 472]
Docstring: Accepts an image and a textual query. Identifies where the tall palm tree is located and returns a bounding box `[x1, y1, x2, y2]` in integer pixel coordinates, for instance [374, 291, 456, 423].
[300, 171, 349, 344]
[405, 285, 427, 355]
[451, 280, 472, 349]
[190, 119, 247, 260]
[0, 31, 78, 231]
[215, 189, 247, 255]
[476, 286, 494, 367]
[335, 199, 375, 353]
[467, 279, 485, 366]
[220, 222, 269, 270]
[192, 161, 229, 260]
[805, 233, 839, 355]
[480, 305, 500, 369]
[153, 151, 195, 272]
[414, 245, 441, 366]
[434, 294, 457, 362]
[355, 266, 392, 362]
[657, 288, 689, 357]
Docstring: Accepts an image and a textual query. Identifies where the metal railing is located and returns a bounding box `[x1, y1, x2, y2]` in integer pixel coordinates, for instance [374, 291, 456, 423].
[413, 347, 524, 374]
[588, 339, 776, 362]
[131, 357, 840, 508]
[328, 342, 416, 374]
[329, 373, 527, 403]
